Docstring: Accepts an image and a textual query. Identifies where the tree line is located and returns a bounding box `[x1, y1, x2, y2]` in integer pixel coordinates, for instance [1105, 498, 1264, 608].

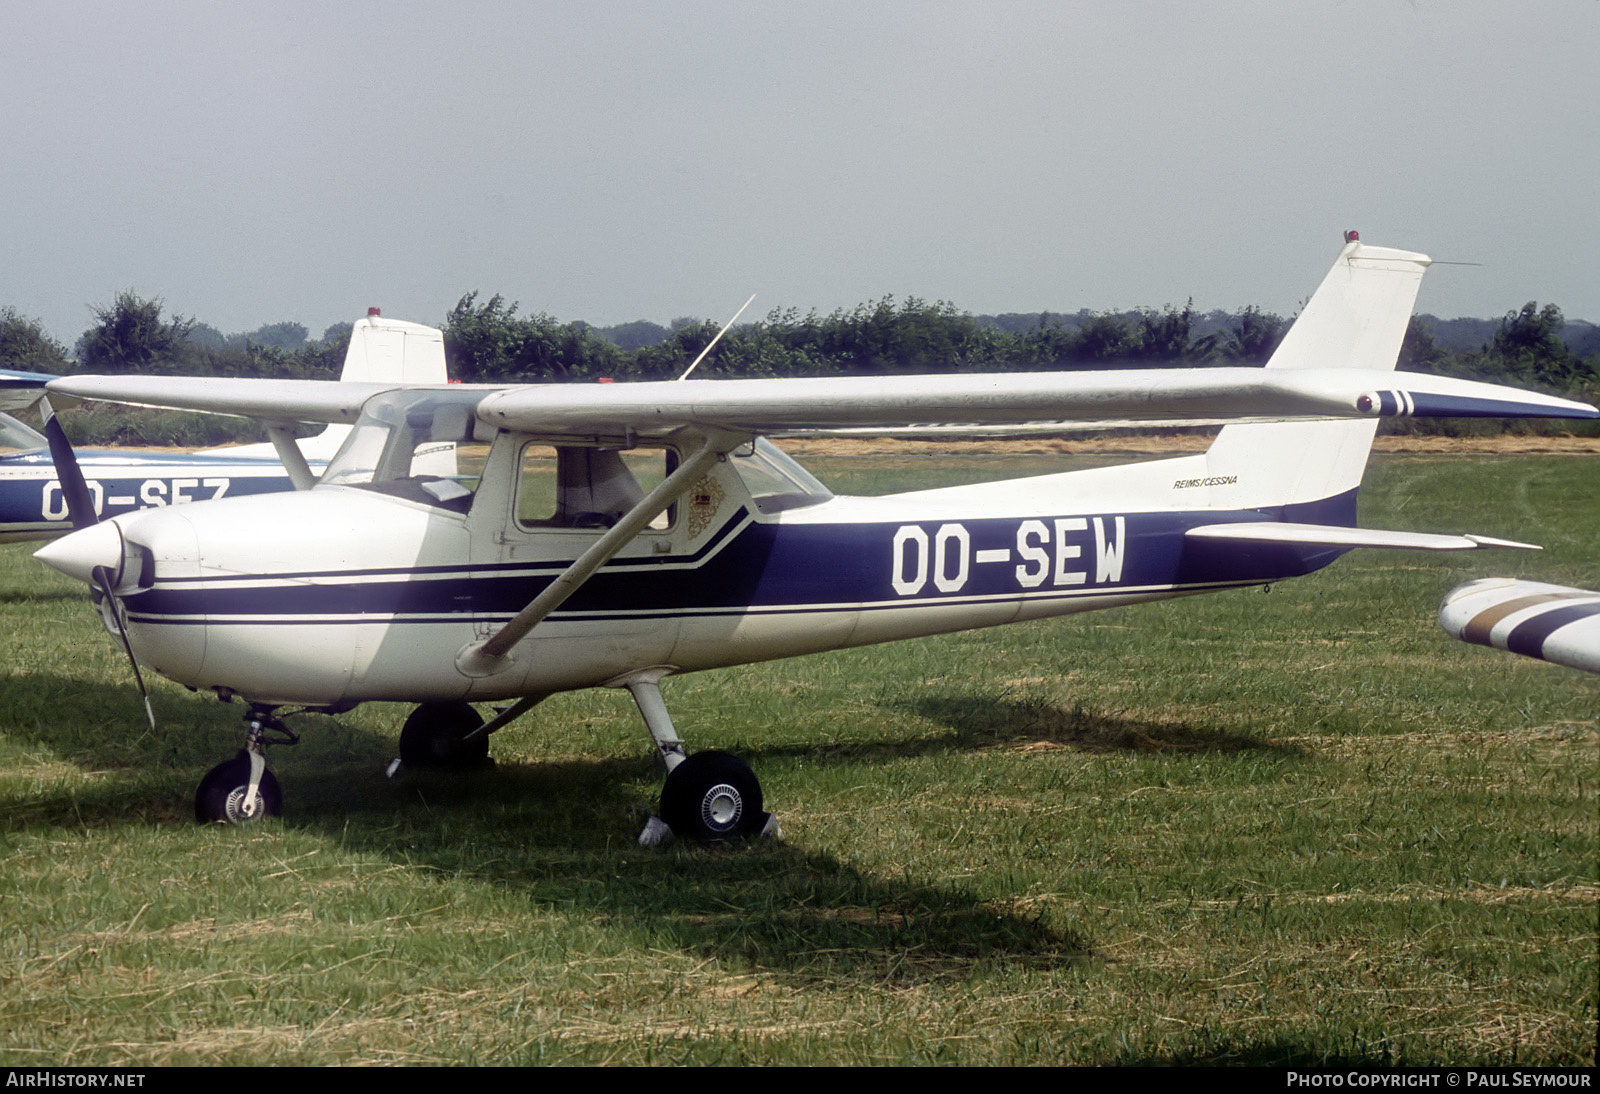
[2, 289, 1595, 444]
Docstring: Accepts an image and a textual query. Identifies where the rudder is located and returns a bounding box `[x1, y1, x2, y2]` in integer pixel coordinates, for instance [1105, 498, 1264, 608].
[1201, 236, 1431, 517]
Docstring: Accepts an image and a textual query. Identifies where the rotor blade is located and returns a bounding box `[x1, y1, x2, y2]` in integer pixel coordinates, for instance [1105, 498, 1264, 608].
[41, 397, 99, 530]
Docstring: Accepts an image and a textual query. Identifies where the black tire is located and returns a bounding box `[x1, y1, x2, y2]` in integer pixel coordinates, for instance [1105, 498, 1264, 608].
[398, 702, 491, 770]
[659, 750, 763, 842]
[195, 750, 283, 824]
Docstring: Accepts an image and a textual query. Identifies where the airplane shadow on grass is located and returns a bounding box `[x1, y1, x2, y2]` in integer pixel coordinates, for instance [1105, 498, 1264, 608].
[0, 587, 93, 606]
[890, 690, 1303, 757]
[3, 680, 1473, 1062]
[2, 675, 1097, 983]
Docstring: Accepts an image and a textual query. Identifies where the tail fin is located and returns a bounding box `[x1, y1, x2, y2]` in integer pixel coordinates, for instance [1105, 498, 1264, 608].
[294, 316, 449, 461]
[202, 315, 449, 462]
[1201, 236, 1431, 518]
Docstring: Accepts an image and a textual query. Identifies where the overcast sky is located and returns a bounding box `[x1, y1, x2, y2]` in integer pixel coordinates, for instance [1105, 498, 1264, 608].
[3, 1, 1595, 348]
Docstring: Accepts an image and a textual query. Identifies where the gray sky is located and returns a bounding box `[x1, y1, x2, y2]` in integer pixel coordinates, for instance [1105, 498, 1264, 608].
[3, 1, 1596, 348]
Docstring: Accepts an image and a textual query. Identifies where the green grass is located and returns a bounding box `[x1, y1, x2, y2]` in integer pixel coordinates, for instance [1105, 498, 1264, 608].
[0, 452, 1595, 1065]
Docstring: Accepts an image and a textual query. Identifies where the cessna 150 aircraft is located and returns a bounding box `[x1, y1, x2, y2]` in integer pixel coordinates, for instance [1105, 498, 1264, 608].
[0, 312, 447, 543]
[33, 235, 1600, 843]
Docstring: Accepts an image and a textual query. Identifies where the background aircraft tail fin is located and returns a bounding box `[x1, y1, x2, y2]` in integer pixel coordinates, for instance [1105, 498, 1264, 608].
[1200, 236, 1431, 520]
[293, 315, 450, 461]
[204, 315, 450, 462]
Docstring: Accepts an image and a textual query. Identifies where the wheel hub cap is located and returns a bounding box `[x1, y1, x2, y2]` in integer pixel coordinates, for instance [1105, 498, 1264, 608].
[702, 783, 742, 830]
[224, 787, 262, 822]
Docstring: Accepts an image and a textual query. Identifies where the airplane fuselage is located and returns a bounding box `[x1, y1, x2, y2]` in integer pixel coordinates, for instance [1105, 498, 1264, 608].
[90, 438, 1350, 709]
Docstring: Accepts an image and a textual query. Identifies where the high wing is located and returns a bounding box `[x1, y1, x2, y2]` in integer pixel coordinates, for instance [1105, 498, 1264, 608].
[42, 239, 1597, 437]
[43, 366, 1599, 440]
[473, 368, 1599, 437]
[43, 374, 400, 426]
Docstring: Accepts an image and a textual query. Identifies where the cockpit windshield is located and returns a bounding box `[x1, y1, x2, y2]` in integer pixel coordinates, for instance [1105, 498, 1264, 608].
[321, 389, 491, 510]
[0, 413, 47, 456]
[728, 438, 833, 513]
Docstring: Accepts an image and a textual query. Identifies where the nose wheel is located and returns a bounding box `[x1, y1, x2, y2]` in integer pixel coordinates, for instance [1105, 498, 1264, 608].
[196, 749, 282, 823]
[194, 705, 295, 824]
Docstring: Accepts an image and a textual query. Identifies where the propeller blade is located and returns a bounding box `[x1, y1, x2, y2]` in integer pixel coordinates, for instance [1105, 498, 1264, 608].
[39, 399, 153, 728]
[41, 397, 98, 530]
[92, 565, 156, 731]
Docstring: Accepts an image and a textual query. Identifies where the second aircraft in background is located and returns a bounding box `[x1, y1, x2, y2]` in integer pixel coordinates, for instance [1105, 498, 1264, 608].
[0, 313, 448, 543]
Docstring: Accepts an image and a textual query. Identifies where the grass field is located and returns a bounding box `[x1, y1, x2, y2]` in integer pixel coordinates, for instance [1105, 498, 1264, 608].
[0, 451, 1595, 1065]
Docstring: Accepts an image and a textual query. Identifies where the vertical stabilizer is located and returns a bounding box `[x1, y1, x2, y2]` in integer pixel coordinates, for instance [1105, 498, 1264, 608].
[294, 316, 450, 461]
[205, 316, 451, 462]
[1201, 237, 1431, 516]
[330, 315, 449, 387]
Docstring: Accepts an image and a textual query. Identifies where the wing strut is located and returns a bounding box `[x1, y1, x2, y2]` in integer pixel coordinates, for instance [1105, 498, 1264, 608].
[455, 434, 732, 677]
[266, 426, 317, 490]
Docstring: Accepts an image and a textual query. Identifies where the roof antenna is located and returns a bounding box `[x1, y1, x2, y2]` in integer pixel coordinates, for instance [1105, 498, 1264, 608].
[677, 293, 756, 381]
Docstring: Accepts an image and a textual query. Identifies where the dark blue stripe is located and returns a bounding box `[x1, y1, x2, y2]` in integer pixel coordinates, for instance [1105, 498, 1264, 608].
[122, 492, 1358, 624]
[1405, 394, 1600, 420]
[128, 576, 1265, 628]
[1505, 603, 1600, 658]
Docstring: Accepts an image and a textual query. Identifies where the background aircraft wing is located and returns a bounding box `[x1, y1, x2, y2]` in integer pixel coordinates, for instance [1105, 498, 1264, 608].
[1441, 578, 1600, 674]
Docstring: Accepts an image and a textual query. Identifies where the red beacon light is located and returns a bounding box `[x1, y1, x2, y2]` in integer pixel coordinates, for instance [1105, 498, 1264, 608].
[1344, 230, 1359, 243]
[367, 307, 381, 316]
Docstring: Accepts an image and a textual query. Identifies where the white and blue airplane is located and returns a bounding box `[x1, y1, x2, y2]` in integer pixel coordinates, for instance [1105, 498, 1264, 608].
[32, 235, 1600, 842]
[0, 312, 448, 543]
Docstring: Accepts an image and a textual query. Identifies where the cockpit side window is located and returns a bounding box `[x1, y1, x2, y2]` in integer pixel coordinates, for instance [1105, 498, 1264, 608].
[516, 443, 673, 531]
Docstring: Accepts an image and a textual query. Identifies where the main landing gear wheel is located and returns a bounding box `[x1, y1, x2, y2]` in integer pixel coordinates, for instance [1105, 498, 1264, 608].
[195, 749, 283, 824]
[399, 702, 492, 770]
[659, 750, 764, 842]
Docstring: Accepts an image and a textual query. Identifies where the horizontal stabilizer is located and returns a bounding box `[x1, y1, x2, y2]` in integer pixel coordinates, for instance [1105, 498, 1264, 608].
[1185, 522, 1541, 552]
